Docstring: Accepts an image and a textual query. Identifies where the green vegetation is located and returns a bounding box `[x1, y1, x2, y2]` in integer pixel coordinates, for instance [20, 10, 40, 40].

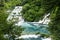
[21, 0, 60, 40]
[0, 0, 60, 40]
[0, 0, 23, 40]
[21, 0, 42, 21]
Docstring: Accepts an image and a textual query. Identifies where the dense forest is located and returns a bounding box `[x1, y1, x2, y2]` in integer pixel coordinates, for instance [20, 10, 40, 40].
[0, 0, 60, 40]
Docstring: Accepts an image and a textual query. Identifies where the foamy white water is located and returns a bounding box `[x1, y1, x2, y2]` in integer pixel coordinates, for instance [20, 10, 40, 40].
[7, 6, 24, 23]
[7, 6, 51, 40]
[39, 13, 50, 24]
[15, 34, 51, 40]
[15, 35, 40, 39]
[42, 38, 51, 40]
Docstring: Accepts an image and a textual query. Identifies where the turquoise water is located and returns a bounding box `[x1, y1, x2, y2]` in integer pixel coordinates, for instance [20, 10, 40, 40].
[21, 22, 50, 34]
[16, 22, 50, 40]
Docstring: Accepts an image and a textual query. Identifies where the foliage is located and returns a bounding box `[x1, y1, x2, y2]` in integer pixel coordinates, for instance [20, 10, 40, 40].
[0, 0, 23, 40]
[49, 6, 60, 40]
[21, 0, 42, 22]
[21, 0, 60, 40]
[0, 0, 60, 40]
[41, 0, 60, 40]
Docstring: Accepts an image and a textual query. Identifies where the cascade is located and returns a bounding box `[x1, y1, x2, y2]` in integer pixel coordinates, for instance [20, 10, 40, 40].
[7, 6, 51, 40]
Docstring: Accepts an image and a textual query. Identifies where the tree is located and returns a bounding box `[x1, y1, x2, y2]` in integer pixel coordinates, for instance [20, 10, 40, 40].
[21, 0, 60, 40]
[21, 0, 41, 22]
[0, 0, 23, 40]
[40, 0, 60, 40]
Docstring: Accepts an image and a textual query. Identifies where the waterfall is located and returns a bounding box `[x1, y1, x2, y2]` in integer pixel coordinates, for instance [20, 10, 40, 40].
[7, 6, 24, 25]
[39, 13, 50, 24]
[7, 6, 50, 25]
[15, 35, 51, 40]
[7, 6, 51, 40]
